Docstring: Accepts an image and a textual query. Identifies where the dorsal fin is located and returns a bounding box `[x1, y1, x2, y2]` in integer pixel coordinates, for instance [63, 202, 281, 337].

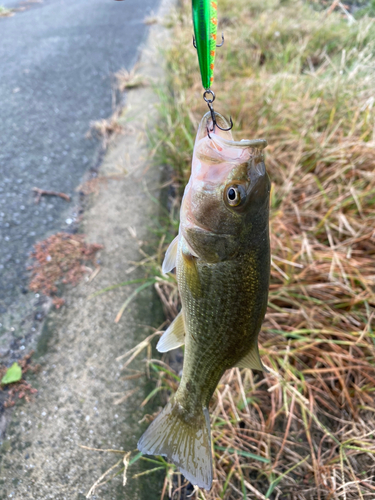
[156, 311, 185, 353]
[236, 343, 268, 372]
[162, 235, 179, 275]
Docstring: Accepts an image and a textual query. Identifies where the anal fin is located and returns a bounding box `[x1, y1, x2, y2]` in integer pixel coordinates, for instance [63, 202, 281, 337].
[236, 343, 268, 373]
[156, 311, 185, 353]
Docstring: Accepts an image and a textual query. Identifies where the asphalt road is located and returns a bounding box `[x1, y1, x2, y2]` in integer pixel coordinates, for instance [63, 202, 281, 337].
[0, 0, 160, 313]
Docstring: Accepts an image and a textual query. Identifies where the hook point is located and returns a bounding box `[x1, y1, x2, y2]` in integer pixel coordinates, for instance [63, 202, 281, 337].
[215, 115, 233, 132]
[216, 33, 224, 48]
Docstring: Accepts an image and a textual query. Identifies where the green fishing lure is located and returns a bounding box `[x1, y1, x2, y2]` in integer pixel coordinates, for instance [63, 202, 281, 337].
[192, 0, 219, 90]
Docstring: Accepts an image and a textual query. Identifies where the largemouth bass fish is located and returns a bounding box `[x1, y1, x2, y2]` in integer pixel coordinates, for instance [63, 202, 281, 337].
[138, 112, 270, 490]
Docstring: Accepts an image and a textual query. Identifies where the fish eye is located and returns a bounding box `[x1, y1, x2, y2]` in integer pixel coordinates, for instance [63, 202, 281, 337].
[225, 185, 244, 207]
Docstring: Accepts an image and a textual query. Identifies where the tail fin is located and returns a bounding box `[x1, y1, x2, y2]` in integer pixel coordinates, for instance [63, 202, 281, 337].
[137, 399, 212, 490]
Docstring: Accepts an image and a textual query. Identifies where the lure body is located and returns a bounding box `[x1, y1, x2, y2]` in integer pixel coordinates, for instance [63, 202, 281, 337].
[192, 0, 218, 89]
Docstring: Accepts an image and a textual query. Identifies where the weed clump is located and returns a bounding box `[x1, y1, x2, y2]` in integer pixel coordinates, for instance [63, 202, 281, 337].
[0, 6, 14, 17]
[0, 351, 40, 408]
[87, 112, 124, 149]
[29, 232, 102, 308]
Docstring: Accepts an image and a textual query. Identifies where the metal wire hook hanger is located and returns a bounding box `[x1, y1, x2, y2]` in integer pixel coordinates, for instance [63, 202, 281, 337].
[203, 89, 233, 137]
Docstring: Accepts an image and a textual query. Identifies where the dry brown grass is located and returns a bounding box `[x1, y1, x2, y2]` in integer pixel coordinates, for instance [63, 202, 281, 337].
[140, 0, 375, 498]
[115, 66, 146, 91]
[87, 111, 124, 149]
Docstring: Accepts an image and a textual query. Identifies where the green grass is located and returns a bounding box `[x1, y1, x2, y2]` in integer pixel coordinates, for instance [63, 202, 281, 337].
[355, 0, 375, 18]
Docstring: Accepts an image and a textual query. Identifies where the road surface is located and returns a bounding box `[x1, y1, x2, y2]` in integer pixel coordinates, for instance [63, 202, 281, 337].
[0, 0, 160, 312]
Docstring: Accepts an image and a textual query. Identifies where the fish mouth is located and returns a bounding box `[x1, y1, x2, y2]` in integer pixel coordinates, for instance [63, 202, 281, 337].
[198, 112, 268, 151]
[193, 112, 267, 176]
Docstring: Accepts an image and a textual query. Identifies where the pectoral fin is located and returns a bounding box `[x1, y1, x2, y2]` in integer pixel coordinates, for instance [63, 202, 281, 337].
[182, 245, 202, 298]
[156, 311, 185, 353]
[236, 343, 268, 372]
[162, 235, 179, 275]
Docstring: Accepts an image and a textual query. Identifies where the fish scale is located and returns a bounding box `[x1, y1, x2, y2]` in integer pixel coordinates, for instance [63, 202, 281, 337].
[178, 249, 268, 407]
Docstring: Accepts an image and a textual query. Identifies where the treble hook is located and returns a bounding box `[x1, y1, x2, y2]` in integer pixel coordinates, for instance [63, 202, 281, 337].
[193, 33, 225, 49]
[203, 89, 233, 138]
